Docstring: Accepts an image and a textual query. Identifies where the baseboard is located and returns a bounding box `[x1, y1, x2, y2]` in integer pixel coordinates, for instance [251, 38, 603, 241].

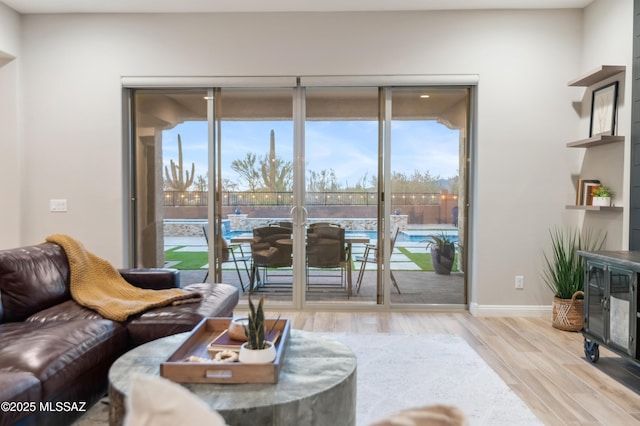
[469, 302, 551, 317]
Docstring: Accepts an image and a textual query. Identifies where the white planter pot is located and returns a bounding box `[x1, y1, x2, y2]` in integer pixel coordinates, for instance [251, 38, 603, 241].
[239, 341, 276, 364]
[592, 197, 611, 207]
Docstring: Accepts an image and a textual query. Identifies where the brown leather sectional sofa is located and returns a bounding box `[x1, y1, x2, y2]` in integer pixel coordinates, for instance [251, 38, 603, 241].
[0, 242, 239, 426]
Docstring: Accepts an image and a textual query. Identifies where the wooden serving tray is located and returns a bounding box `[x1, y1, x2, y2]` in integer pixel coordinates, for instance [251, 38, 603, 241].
[160, 317, 291, 384]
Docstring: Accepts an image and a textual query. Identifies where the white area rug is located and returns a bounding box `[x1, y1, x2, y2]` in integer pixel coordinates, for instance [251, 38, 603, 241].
[322, 333, 542, 426]
[74, 332, 542, 426]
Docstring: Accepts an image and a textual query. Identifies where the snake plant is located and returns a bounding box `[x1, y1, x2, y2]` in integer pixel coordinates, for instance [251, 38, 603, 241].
[244, 296, 267, 349]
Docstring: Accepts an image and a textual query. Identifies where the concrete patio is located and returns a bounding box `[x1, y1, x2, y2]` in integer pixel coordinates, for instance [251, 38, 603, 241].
[166, 236, 466, 305]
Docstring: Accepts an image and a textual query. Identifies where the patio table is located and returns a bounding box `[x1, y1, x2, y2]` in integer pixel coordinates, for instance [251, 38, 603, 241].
[230, 233, 370, 295]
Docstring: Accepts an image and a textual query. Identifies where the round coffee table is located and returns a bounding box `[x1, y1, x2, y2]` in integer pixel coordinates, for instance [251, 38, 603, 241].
[108, 329, 357, 426]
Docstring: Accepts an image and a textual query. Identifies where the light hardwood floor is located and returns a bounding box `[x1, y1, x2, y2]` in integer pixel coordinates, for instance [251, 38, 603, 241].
[274, 312, 640, 425]
[75, 312, 640, 425]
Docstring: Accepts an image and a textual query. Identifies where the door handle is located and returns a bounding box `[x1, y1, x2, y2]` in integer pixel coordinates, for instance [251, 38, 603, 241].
[289, 206, 308, 227]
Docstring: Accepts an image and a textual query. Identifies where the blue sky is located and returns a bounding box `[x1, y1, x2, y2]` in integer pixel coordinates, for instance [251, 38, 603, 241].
[162, 120, 459, 190]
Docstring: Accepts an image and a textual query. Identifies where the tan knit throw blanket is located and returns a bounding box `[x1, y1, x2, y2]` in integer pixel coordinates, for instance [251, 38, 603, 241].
[46, 234, 201, 322]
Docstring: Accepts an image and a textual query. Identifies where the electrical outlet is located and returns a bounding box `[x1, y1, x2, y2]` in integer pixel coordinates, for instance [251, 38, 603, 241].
[50, 199, 68, 212]
[515, 275, 524, 289]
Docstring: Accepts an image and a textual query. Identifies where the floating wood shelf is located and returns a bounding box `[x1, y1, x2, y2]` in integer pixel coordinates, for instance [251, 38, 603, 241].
[565, 66, 626, 216]
[565, 205, 623, 212]
[567, 65, 626, 87]
[566, 135, 625, 148]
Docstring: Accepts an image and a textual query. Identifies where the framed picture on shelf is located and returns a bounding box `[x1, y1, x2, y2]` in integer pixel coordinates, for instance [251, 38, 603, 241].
[576, 178, 600, 205]
[582, 182, 601, 206]
[589, 81, 618, 137]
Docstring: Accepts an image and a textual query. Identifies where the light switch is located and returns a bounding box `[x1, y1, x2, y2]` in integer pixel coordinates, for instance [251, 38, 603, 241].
[50, 199, 68, 212]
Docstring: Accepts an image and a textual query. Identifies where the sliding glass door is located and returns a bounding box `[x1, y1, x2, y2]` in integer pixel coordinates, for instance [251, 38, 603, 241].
[130, 89, 209, 284]
[127, 79, 470, 309]
[214, 88, 294, 305]
[304, 87, 380, 304]
[389, 87, 468, 306]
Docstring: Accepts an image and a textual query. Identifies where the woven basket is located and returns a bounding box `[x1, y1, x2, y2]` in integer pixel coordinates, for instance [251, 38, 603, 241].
[552, 290, 584, 332]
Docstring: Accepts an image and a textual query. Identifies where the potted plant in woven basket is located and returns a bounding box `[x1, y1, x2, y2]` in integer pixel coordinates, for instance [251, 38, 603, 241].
[542, 227, 606, 331]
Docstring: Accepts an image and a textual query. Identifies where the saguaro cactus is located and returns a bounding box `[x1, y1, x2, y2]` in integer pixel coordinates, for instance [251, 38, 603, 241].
[260, 129, 292, 191]
[164, 134, 195, 191]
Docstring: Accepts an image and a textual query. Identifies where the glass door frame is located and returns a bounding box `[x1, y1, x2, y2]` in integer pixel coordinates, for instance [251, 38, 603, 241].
[206, 87, 218, 284]
[298, 85, 393, 309]
[292, 84, 307, 308]
[123, 76, 476, 311]
[380, 87, 392, 305]
[209, 84, 298, 307]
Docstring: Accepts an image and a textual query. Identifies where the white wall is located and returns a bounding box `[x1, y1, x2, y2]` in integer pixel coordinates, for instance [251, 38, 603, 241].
[577, 0, 633, 250]
[0, 2, 20, 249]
[15, 5, 631, 309]
[0, 1, 19, 56]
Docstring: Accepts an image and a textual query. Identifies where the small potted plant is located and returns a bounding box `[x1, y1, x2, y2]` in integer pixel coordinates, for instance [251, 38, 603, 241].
[425, 231, 456, 275]
[591, 185, 612, 207]
[239, 296, 277, 364]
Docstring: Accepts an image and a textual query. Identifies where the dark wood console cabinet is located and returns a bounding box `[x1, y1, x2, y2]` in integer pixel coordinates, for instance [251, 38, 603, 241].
[578, 251, 639, 363]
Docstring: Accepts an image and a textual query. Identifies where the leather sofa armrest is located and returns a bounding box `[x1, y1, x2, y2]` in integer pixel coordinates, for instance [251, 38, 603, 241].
[118, 268, 180, 290]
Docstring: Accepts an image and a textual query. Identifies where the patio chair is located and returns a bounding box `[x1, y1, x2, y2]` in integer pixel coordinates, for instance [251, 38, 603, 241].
[202, 226, 251, 292]
[355, 225, 401, 294]
[309, 222, 339, 228]
[306, 224, 347, 290]
[249, 225, 293, 288]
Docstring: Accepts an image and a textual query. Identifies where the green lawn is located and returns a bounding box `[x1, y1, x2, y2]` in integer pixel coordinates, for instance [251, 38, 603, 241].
[165, 246, 208, 270]
[165, 245, 458, 272]
[396, 247, 458, 272]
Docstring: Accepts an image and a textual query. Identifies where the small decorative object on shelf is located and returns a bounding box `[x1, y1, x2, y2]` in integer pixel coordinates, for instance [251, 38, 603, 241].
[589, 81, 618, 138]
[576, 178, 600, 206]
[239, 296, 278, 364]
[591, 185, 612, 207]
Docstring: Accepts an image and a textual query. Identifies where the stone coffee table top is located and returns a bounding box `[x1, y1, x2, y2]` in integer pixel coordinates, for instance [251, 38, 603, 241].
[108, 329, 357, 426]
